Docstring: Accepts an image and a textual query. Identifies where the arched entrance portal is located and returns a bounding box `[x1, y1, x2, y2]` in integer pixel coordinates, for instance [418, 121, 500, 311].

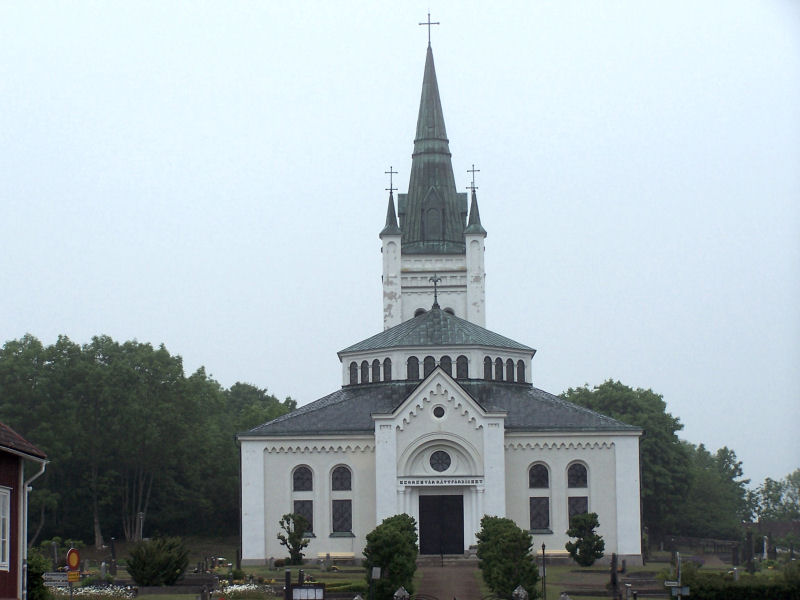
[419, 494, 464, 554]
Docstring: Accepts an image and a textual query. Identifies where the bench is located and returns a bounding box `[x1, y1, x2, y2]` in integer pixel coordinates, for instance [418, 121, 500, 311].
[317, 552, 356, 564]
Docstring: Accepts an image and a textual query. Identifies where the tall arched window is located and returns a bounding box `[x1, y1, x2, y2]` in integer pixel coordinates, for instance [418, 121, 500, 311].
[440, 356, 452, 376]
[372, 359, 381, 383]
[407, 356, 420, 380]
[567, 462, 589, 521]
[330, 466, 352, 534]
[517, 360, 526, 383]
[495, 358, 504, 381]
[360, 361, 369, 384]
[292, 466, 313, 533]
[528, 463, 551, 531]
[506, 359, 515, 382]
[456, 356, 469, 379]
[423, 356, 436, 377]
[349, 362, 358, 385]
[483, 356, 492, 380]
[383, 358, 392, 382]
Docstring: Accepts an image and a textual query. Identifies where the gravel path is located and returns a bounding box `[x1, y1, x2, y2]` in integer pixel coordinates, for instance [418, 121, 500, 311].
[416, 562, 483, 600]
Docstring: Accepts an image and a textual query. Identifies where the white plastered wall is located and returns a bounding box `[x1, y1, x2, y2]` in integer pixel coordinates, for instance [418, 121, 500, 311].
[240, 436, 375, 565]
[504, 432, 642, 564]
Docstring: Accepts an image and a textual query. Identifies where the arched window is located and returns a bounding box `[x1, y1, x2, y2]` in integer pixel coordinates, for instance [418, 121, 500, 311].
[293, 466, 312, 491]
[440, 356, 452, 376]
[456, 356, 469, 379]
[483, 356, 492, 380]
[407, 356, 420, 380]
[529, 464, 549, 488]
[414, 308, 427, 317]
[517, 360, 525, 383]
[383, 358, 392, 382]
[292, 466, 314, 534]
[495, 358, 504, 381]
[423, 356, 436, 377]
[372, 359, 381, 383]
[529, 463, 551, 531]
[360, 361, 369, 384]
[331, 466, 352, 491]
[568, 463, 588, 488]
[349, 362, 358, 385]
[506, 359, 515, 382]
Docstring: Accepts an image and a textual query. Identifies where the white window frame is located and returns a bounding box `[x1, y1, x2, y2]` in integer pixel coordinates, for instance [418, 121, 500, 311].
[0, 486, 10, 571]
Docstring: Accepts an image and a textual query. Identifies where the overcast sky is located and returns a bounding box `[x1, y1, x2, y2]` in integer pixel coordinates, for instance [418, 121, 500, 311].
[2, 1, 798, 487]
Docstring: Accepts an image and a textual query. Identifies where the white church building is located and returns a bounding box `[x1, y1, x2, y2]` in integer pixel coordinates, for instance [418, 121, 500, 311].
[238, 40, 642, 565]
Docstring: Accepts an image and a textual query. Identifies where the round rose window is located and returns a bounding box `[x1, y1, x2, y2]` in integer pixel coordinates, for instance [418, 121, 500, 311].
[429, 450, 451, 472]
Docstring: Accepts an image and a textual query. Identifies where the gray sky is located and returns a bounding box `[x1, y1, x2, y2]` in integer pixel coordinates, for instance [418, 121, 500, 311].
[2, 1, 798, 487]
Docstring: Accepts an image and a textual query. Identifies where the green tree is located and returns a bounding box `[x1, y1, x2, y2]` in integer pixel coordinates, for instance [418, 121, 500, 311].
[26, 547, 51, 600]
[362, 514, 418, 600]
[476, 515, 539, 599]
[678, 444, 750, 538]
[127, 537, 189, 586]
[754, 469, 800, 521]
[561, 380, 690, 540]
[565, 512, 605, 567]
[277, 513, 310, 565]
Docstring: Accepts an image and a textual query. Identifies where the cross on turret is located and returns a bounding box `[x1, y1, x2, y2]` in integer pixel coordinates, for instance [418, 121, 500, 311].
[385, 166, 398, 193]
[468, 164, 480, 192]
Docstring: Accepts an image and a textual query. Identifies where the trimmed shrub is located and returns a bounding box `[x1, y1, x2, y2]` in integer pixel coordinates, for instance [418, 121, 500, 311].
[565, 512, 605, 567]
[476, 515, 540, 599]
[362, 513, 418, 600]
[127, 537, 189, 586]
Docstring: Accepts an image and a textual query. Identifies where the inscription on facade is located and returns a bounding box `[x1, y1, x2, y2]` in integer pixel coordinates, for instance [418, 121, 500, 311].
[398, 477, 484, 486]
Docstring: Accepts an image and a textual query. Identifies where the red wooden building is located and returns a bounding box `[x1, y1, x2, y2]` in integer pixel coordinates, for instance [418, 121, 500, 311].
[0, 423, 46, 600]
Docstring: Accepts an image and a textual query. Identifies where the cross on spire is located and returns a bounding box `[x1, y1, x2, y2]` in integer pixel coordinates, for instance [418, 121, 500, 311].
[429, 273, 442, 308]
[419, 12, 439, 46]
[467, 164, 480, 192]
[385, 166, 398, 193]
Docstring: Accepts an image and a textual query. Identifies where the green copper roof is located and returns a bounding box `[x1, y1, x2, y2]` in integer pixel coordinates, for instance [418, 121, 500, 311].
[398, 45, 468, 254]
[339, 306, 534, 354]
[379, 192, 401, 236]
[464, 189, 487, 235]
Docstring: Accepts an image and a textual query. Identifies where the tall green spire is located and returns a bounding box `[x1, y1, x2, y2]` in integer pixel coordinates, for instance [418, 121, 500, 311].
[398, 45, 467, 254]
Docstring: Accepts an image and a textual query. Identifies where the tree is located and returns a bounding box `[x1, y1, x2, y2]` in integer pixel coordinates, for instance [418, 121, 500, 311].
[754, 469, 800, 521]
[362, 514, 418, 600]
[476, 515, 539, 599]
[277, 513, 310, 565]
[677, 444, 750, 538]
[565, 512, 605, 567]
[561, 380, 690, 540]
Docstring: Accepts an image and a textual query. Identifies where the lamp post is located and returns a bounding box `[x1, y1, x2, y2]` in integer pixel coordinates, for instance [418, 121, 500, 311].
[541, 543, 546, 600]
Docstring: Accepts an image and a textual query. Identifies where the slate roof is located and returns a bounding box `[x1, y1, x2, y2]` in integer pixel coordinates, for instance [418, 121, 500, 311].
[238, 379, 639, 438]
[0, 421, 47, 460]
[339, 307, 534, 354]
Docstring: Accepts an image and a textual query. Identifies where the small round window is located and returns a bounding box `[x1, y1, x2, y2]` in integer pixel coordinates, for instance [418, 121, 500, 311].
[430, 450, 451, 472]
[433, 406, 445, 418]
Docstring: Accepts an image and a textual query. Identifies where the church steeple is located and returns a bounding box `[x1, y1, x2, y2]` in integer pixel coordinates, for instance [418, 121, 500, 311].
[397, 45, 468, 255]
